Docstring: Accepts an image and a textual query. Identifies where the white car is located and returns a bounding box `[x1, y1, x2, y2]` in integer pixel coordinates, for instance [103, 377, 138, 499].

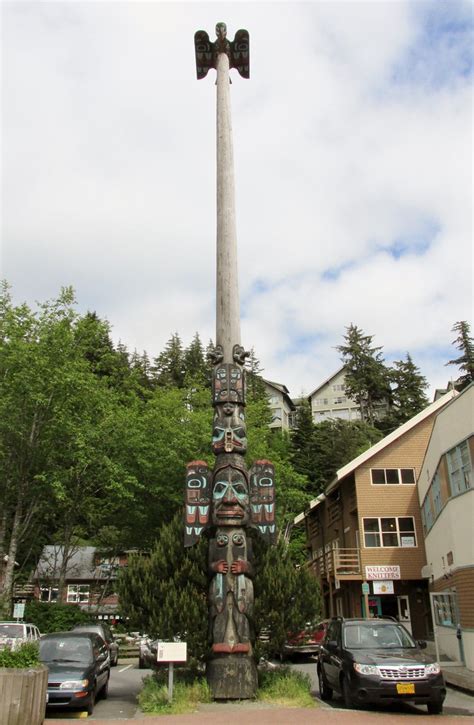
[0, 621, 41, 650]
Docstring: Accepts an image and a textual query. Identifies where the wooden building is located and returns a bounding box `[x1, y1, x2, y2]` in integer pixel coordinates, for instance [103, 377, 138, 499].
[295, 390, 457, 640]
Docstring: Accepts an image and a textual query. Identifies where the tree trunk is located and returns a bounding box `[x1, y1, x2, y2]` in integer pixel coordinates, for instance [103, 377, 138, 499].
[0, 494, 23, 618]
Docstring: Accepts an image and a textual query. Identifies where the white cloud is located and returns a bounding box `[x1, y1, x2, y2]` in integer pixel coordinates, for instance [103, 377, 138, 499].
[2, 1, 472, 399]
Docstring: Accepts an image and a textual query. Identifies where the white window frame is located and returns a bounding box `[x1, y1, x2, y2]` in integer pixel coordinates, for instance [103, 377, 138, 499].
[67, 584, 90, 603]
[370, 468, 416, 485]
[447, 440, 472, 495]
[362, 516, 417, 548]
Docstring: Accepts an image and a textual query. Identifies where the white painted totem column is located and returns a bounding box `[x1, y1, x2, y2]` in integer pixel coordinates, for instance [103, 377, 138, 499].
[215, 51, 241, 364]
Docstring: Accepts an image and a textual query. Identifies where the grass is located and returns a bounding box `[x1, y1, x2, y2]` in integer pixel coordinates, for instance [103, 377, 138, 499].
[138, 664, 316, 714]
[257, 666, 316, 708]
[138, 674, 211, 715]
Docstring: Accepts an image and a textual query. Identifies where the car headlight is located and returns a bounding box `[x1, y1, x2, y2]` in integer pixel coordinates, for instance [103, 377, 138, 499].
[425, 663, 441, 675]
[353, 663, 379, 676]
[59, 679, 89, 691]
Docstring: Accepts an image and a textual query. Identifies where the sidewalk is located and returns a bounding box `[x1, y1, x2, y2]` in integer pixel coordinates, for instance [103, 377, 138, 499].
[49, 704, 466, 725]
[442, 665, 474, 693]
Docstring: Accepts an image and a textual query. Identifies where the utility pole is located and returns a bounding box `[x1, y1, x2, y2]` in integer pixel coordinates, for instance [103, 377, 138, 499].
[184, 23, 276, 699]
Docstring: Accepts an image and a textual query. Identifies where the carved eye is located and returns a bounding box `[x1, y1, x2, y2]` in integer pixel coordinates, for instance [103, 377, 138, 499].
[232, 533, 244, 546]
[232, 483, 247, 496]
[213, 482, 227, 497]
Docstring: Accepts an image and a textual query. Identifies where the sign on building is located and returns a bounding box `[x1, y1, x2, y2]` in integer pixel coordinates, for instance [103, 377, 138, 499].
[365, 565, 400, 580]
[373, 580, 395, 594]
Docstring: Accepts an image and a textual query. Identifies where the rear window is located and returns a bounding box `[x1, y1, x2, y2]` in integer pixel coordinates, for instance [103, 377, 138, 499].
[40, 637, 93, 663]
[0, 624, 24, 638]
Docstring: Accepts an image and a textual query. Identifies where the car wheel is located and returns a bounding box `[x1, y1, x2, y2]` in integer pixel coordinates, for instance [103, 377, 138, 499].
[87, 686, 96, 716]
[427, 701, 443, 715]
[318, 666, 333, 701]
[342, 676, 355, 709]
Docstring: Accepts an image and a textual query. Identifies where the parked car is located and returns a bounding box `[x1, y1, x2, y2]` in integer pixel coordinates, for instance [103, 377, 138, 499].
[138, 637, 159, 669]
[39, 631, 110, 716]
[0, 621, 41, 651]
[317, 617, 446, 714]
[283, 619, 330, 660]
[72, 623, 119, 666]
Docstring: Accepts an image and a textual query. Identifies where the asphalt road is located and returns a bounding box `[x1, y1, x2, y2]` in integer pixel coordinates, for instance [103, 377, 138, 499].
[44, 657, 474, 720]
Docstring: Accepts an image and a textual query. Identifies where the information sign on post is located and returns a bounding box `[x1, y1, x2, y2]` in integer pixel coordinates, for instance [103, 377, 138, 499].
[13, 603, 25, 620]
[156, 643, 187, 702]
[361, 582, 370, 618]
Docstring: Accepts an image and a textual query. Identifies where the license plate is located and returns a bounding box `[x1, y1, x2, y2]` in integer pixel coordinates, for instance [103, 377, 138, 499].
[396, 683, 415, 694]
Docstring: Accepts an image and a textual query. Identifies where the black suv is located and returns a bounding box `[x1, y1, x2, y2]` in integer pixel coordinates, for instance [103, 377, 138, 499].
[317, 617, 446, 714]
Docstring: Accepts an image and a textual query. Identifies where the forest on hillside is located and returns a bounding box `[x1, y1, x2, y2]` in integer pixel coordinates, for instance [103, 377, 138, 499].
[1, 281, 472, 619]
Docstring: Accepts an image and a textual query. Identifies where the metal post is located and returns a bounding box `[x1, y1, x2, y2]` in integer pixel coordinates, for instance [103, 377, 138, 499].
[168, 662, 174, 702]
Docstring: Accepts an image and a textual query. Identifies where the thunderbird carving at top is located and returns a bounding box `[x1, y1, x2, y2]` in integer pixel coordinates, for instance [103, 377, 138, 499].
[194, 22, 250, 80]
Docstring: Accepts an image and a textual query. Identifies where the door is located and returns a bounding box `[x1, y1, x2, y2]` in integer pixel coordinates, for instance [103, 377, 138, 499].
[397, 595, 412, 634]
[430, 592, 463, 666]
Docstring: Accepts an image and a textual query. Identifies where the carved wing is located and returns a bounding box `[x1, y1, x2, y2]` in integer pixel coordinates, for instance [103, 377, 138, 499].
[249, 459, 276, 542]
[230, 29, 250, 79]
[184, 460, 211, 546]
[194, 30, 215, 79]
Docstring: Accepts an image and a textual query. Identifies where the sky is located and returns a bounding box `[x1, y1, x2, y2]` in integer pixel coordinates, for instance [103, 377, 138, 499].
[2, 0, 473, 399]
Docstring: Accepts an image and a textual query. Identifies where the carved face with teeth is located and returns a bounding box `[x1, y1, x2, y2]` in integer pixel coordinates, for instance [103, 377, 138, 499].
[212, 465, 249, 526]
[212, 404, 247, 454]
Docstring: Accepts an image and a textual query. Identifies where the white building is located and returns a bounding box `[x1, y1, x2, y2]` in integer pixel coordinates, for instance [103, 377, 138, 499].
[263, 379, 296, 431]
[418, 384, 474, 670]
[308, 367, 361, 423]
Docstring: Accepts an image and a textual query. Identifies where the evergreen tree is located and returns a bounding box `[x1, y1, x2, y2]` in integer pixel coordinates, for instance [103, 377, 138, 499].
[252, 537, 321, 660]
[311, 419, 383, 493]
[446, 321, 474, 391]
[290, 399, 317, 485]
[183, 332, 208, 384]
[245, 347, 266, 399]
[117, 513, 208, 659]
[337, 324, 391, 425]
[386, 353, 429, 429]
[152, 333, 185, 387]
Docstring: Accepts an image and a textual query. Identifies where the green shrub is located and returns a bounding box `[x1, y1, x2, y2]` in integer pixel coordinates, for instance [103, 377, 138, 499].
[138, 675, 211, 714]
[0, 642, 40, 669]
[258, 666, 315, 708]
[25, 599, 91, 634]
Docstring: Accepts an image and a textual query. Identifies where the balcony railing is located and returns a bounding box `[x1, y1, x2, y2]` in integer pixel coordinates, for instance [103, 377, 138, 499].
[310, 548, 361, 579]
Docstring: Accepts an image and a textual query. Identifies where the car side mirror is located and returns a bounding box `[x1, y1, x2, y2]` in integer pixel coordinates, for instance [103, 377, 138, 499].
[98, 652, 108, 662]
[327, 639, 338, 649]
[417, 640, 427, 649]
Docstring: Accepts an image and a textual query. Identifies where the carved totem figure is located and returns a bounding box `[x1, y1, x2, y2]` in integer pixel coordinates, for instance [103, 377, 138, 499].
[185, 23, 275, 700]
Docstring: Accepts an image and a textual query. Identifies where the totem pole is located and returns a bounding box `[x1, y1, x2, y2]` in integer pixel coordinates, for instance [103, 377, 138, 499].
[184, 23, 276, 700]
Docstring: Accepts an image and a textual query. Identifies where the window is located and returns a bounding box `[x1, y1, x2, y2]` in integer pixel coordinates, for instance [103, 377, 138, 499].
[447, 440, 472, 495]
[40, 586, 59, 602]
[422, 495, 434, 534]
[363, 517, 416, 548]
[332, 384, 345, 392]
[271, 408, 282, 422]
[67, 584, 90, 603]
[371, 468, 416, 485]
[313, 398, 329, 406]
[432, 471, 442, 517]
[333, 396, 347, 404]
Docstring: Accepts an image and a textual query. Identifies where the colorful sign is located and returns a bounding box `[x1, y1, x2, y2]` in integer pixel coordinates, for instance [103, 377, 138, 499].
[361, 582, 370, 594]
[373, 580, 394, 594]
[365, 565, 401, 580]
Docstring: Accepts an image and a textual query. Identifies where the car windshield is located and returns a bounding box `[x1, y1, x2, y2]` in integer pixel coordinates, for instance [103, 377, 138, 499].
[40, 637, 93, 664]
[0, 624, 23, 637]
[344, 623, 416, 649]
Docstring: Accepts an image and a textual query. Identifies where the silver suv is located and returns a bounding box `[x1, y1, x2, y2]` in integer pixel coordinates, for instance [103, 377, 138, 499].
[0, 621, 41, 650]
[72, 623, 119, 666]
